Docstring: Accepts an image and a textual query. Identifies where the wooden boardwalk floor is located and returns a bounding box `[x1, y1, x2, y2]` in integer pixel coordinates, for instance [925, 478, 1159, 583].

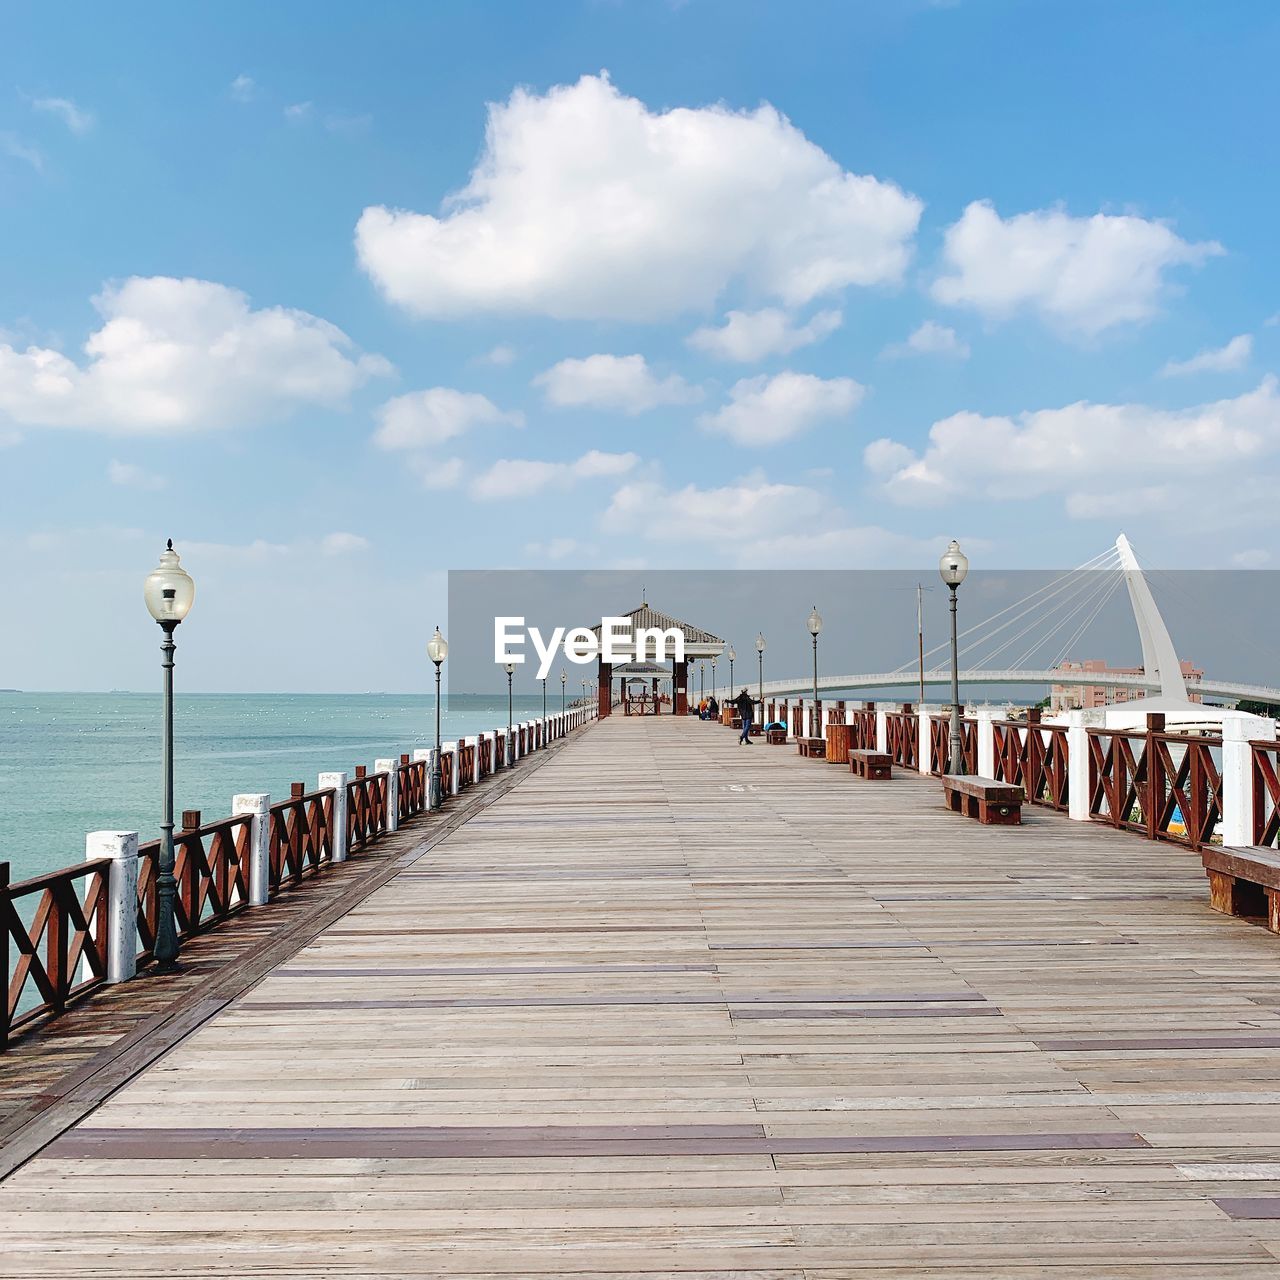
[6, 713, 1280, 1276]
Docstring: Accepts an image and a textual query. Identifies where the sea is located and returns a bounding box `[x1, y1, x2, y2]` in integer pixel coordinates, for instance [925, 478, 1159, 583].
[0, 691, 563, 886]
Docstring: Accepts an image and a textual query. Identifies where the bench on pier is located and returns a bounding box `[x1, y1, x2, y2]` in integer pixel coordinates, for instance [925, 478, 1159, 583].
[765, 728, 787, 745]
[1202, 847, 1280, 932]
[942, 774, 1023, 825]
[797, 737, 826, 759]
[848, 748, 891, 780]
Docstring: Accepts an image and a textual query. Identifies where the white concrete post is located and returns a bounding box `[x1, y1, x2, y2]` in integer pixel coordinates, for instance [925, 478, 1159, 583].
[875, 706, 889, 754]
[975, 708, 998, 779]
[412, 748, 437, 811]
[375, 760, 399, 833]
[1222, 712, 1277, 847]
[320, 772, 349, 862]
[467, 738, 482, 785]
[86, 831, 138, 984]
[448, 741, 462, 795]
[917, 704, 938, 775]
[1066, 710, 1096, 822]
[233, 792, 271, 907]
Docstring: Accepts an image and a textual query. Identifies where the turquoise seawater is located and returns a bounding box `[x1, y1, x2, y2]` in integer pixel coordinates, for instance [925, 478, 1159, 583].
[0, 692, 566, 886]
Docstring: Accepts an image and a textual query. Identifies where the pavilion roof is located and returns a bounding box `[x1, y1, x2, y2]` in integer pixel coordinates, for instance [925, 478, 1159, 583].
[590, 603, 723, 647]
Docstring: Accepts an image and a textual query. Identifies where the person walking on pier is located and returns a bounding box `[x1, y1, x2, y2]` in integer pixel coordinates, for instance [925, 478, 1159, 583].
[735, 688, 754, 744]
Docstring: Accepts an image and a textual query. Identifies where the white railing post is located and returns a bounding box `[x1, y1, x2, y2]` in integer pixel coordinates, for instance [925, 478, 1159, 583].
[1222, 712, 1277, 847]
[875, 705, 889, 754]
[975, 708, 997, 778]
[1066, 711, 1094, 822]
[86, 831, 138, 984]
[320, 771, 349, 862]
[917, 704, 937, 775]
[413, 748, 436, 810]
[233, 792, 271, 907]
[375, 759, 399, 833]
[448, 741, 462, 795]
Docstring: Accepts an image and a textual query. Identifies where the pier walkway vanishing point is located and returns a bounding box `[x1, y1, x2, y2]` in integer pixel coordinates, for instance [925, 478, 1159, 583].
[8, 715, 1280, 1275]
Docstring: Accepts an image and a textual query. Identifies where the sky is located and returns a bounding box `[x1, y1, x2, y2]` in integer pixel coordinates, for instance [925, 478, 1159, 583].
[1, 0, 1278, 692]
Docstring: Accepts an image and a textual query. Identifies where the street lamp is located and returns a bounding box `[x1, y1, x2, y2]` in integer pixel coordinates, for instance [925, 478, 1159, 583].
[727, 645, 736, 698]
[755, 632, 766, 720]
[504, 661, 515, 765]
[142, 539, 195, 973]
[427, 626, 448, 806]
[807, 605, 823, 736]
[541, 675, 547, 721]
[561, 668, 567, 714]
[939, 538, 969, 774]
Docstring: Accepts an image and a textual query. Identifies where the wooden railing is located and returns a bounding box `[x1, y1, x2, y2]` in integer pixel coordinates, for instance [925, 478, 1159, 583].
[992, 719, 1069, 811]
[885, 708, 918, 771]
[3, 858, 110, 1047]
[439, 748, 455, 793]
[268, 785, 334, 894]
[848, 706, 876, 751]
[1252, 740, 1280, 849]
[347, 767, 389, 851]
[929, 714, 976, 776]
[1088, 717, 1223, 851]
[398, 756, 427, 822]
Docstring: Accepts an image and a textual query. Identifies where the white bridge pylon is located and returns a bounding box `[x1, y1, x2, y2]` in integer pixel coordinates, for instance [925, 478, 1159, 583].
[714, 535, 1280, 717]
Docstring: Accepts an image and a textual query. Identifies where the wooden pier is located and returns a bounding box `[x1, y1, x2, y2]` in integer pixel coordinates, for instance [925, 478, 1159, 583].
[7, 712, 1280, 1275]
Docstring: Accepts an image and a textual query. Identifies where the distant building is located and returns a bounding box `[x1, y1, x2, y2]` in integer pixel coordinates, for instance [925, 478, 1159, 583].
[1050, 658, 1204, 713]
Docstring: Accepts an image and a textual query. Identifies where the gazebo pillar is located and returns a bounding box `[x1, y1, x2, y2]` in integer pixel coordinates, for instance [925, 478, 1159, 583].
[597, 659, 612, 718]
[673, 659, 689, 716]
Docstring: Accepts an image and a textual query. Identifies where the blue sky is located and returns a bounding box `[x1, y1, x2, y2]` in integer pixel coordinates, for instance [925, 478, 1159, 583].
[1, 0, 1277, 691]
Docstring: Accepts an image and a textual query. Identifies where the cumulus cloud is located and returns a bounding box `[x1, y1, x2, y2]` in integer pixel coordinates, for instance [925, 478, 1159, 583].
[699, 371, 864, 446]
[687, 308, 842, 362]
[413, 457, 465, 490]
[373, 388, 523, 450]
[881, 319, 970, 359]
[229, 74, 256, 104]
[1160, 333, 1252, 377]
[0, 276, 389, 433]
[534, 354, 701, 414]
[476, 343, 517, 366]
[107, 460, 165, 491]
[355, 73, 922, 321]
[470, 449, 639, 500]
[932, 200, 1222, 334]
[867, 378, 1280, 516]
[31, 96, 94, 135]
[321, 531, 371, 555]
[602, 475, 816, 543]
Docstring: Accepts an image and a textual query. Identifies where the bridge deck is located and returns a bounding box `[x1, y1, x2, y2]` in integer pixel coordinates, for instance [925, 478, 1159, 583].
[6, 714, 1280, 1276]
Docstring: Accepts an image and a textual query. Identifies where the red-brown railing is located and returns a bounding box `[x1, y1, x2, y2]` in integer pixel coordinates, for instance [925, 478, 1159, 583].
[268, 784, 335, 894]
[1255, 741, 1280, 849]
[885, 708, 918, 771]
[929, 714, 976, 775]
[992, 718, 1069, 811]
[3, 857, 110, 1047]
[347, 767, 389, 851]
[849, 706, 876, 751]
[398, 756, 427, 822]
[439, 748, 455, 793]
[1088, 716, 1223, 851]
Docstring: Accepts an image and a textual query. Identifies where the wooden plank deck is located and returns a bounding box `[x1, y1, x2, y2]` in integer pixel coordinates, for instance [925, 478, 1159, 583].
[7, 712, 1280, 1276]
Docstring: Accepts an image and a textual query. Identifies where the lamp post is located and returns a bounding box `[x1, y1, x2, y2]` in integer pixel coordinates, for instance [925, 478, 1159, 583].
[939, 539, 969, 774]
[142, 540, 195, 973]
[699, 662, 704, 704]
[711, 648, 718, 702]
[561, 668, 566, 715]
[541, 675, 547, 721]
[727, 646, 735, 700]
[504, 661, 515, 764]
[755, 632, 766, 721]
[427, 626, 448, 806]
[807, 605, 823, 737]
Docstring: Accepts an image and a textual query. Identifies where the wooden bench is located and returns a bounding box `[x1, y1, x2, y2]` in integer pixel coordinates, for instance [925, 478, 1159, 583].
[1202, 847, 1280, 931]
[797, 737, 826, 759]
[942, 774, 1023, 825]
[848, 748, 891, 780]
[765, 728, 787, 745]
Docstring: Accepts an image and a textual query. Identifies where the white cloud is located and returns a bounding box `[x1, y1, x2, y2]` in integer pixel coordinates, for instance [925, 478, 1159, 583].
[534, 354, 701, 414]
[284, 102, 313, 123]
[476, 343, 517, 366]
[321, 531, 371, 555]
[355, 72, 922, 321]
[524, 537, 580, 561]
[413, 457, 465, 490]
[1233, 548, 1271, 568]
[229, 74, 256, 104]
[374, 388, 523, 450]
[107, 460, 165, 491]
[699, 371, 864, 446]
[603, 475, 816, 543]
[471, 449, 638, 500]
[932, 200, 1222, 334]
[31, 96, 94, 135]
[687, 308, 842, 362]
[868, 378, 1280, 516]
[741, 525, 966, 568]
[882, 319, 970, 360]
[1, 133, 43, 172]
[1160, 333, 1252, 377]
[0, 276, 389, 433]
